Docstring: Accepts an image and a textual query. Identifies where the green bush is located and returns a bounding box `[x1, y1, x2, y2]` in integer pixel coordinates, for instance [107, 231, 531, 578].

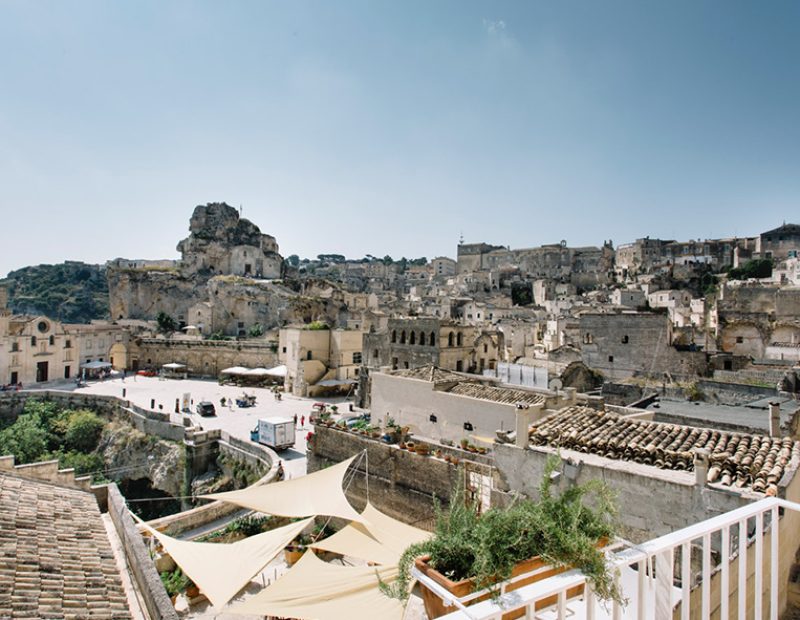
[160, 568, 190, 597]
[63, 410, 105, 452]
[0, 414, 48, 464]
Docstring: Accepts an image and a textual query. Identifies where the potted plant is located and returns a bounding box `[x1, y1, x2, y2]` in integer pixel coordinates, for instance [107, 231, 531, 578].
[284, 532, 313, 566]
[381, 458, 619, 619]
[460, 438, 469, 450]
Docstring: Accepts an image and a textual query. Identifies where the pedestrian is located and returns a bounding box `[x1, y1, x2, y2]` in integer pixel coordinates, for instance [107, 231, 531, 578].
[293, 414, 298, 426]
[300, 415, 305, 428]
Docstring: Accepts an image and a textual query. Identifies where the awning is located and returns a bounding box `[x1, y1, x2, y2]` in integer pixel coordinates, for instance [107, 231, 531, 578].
[310, 503, 430, 565]
[80, 361, 112, 370]
[227, 550, 404, 619]
[137, 515, 313, 609]
[242, 367, 270, 377]
[162, 362, 186, 370]
[265, 364, 287, 377]
[220, 366, 249, 375]
[202, 455, 366, 523]
[315, 379, 357, 387]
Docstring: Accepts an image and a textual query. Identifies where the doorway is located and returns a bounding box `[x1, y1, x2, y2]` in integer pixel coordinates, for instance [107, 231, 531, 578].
[36, 361, 49, 383]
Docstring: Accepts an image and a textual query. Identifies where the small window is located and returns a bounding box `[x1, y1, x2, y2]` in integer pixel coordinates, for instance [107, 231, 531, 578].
[373, 349, 379, 358]
[49, 335, 54, 346]
[282, 346, 287, 354]
[64, 339, 71, 349]
[238, 322, 245, 328]
[608, 355, 614, 363]
[306, 351, 313, 360]
[31, 336, 37, 346]
[483, 344, 488, 353]
[621, 335, 629, 344]
[10, 342, 19, 352]
[736, 336, 744, 344]
[352, 352, 362, 364]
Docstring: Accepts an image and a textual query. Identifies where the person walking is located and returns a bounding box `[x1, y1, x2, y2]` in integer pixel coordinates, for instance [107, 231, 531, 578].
[293, 414, 298, 426]
[300, 415, 305, 428]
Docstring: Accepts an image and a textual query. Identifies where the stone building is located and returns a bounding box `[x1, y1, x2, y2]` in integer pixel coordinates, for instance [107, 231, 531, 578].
[278, 326, 363, 396]
[758, 223, 800, 261]
[431, 256, 456, 278]
[579, 311, 708, 380]
[363, 317, 501, 374]
[0, 314, 75, 385]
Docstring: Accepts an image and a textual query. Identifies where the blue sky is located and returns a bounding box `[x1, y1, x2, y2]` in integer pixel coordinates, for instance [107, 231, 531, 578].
[1, 1, 798, 277]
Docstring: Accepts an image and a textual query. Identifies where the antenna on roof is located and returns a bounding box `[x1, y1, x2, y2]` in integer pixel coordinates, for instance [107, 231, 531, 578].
[240, 204, 243, 215]
[459, 232, 464, 245]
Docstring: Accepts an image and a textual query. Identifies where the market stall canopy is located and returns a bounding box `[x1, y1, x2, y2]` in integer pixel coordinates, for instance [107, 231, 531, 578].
[137, 516, 313, 609]
[228, 550, 404, 620]
[202, 455, 366, 523]
[265, 364, 287, 377]
[242, 367, 270, 377]
[80, 361, 112, 369]
[162, 362, 186, 370]
[310, 503, 430, 565]
[220, 366, 249, 375]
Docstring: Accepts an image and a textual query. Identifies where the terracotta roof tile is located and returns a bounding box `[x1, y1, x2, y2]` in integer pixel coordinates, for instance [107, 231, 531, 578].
[0, 472, 132, 618]
[529, 406, 800, 494]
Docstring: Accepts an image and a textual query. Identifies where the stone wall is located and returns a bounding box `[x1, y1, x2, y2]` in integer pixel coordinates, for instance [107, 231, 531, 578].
[309, 424, 491, 528]
[106, 484, 179, 620]
[133, 337, 279, 377]
[492, 442, 786, 543]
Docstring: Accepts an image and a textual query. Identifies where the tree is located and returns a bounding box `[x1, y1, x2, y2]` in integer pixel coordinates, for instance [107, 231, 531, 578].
[0, 414, 48, 464]
[382, 255, 393, 265]
[156, 311, 177, 333]
[63, 410, 104, 453]
[286, 255, 300, 267]
[248, 323, 264, 338]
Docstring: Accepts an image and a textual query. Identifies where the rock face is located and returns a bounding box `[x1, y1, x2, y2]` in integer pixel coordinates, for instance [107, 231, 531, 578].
[99, 421, 184, 497]
[177, 203, 283, 279]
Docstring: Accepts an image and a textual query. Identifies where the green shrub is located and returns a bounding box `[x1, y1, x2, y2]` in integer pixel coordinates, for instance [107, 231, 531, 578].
[63, 410, 105, 452]
[160, 568, 190, 596]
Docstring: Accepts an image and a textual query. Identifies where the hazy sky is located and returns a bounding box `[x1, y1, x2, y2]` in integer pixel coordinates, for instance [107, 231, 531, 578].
[1, 1, 798, 277]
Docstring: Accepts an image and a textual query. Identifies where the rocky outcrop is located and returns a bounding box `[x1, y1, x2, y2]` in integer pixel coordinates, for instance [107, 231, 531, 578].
[99, 421, 184, 497]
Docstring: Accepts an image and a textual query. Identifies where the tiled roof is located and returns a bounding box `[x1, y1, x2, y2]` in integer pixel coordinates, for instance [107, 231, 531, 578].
[392, 365, 464, 383]
[529, 406, 800, 494]
[0, 472, 132, 619]
[448, 382, 545, 406]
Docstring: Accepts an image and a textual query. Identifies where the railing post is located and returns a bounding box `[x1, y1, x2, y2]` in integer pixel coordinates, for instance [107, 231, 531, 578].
[656, 548, 674, 620]
[681, 542, 691, 620]
[586, 585, 596, 620]
[755, 511, 763, 620]
[721, 525, 730, 620]
[702, 532, 711, 619]
[770, 506, 778, 620]
[738, 519, 747, 620]
[636, 559, 647, 620]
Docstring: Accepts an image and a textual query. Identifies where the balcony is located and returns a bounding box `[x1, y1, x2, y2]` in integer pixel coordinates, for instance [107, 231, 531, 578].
[417, 497, 798, 620]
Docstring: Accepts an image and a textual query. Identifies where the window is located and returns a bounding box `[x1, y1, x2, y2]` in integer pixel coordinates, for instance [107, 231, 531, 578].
[430, 332, 436, 346]
[10, 342, 18, 352]
[400, 330, 406, 344]
[391, 330, 397, 343]
[282, 346, 287, 354]
[373, 349, 379, 358]
[456, 360, 463, 372]
[49, 335, 54, 346]
[419, 332, 426, 346]
[448, 332, 454, 347]
[238, 322, 245, 328]
[64, 339, 71, 349]
[64, 366, 71, 380]
[483, 344, 488, 353]
[392, 357, 398, 370]
[31, 336, 36, 346]
[456, 333, 463, 346]
[736, 336, 744, 344]
[409, 332, 416, 345]
[404, 361, 409, 369]
[352, 352, 362, 364]
[621, 335, 629, 344]
[306, 351, 313, 360]
[608, 355, 614, 363]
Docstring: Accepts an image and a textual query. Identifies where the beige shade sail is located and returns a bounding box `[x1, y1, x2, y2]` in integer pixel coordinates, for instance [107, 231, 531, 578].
[201, 455, 366, 523]
[138, 516, 313, 609]
[310, 502, 431, 565]
[228, 550, 405, 620]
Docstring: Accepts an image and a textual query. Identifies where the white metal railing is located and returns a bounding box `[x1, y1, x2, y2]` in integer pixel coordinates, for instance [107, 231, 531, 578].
[420, 496, 799, 620]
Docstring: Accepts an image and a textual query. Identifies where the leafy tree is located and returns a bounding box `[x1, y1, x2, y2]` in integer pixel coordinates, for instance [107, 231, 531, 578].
[63, 410, 104, 453]
[727, 259, 773, 281]
[382, 255, 393, 265]
[156, 311, 177, 333]
[248, 323, 264, 338]
[0, 414, 48, 464]
[286, 254, 300, 267]
[511, 281, 534, 306]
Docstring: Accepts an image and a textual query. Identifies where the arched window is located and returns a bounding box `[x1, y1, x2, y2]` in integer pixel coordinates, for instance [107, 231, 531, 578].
[456, 332, 463, 347]
[400, 330, 406, 344]
[430, 332, 436, 346]
[448, 332, 454, 347]
[410, 332, 416, 345]
[419, 332, 426, 346]
[391, 330, 397, 343]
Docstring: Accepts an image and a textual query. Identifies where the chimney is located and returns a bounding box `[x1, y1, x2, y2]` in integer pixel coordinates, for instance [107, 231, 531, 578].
[515, 405, 533, 449]
[564, 387, 577, 405]
[694, 449, 710, 487]
[769, 402, 781, 437]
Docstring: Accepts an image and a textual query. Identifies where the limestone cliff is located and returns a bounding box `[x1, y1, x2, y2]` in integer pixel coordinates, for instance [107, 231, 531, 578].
[99, 421, 184, 497]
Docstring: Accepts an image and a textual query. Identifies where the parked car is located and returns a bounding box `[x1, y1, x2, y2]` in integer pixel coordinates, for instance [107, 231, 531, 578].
[196, 401, 216, 417]
[137, 369, 157, 377]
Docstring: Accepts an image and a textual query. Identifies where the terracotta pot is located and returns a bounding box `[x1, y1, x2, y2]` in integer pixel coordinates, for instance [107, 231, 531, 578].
[284, 548, 304, 566]
[185, 584, 201, 599]
[414, 553, 587, 620]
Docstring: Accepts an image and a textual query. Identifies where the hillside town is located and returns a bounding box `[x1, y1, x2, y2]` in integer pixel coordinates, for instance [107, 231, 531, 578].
[2, 202, 800, 619]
